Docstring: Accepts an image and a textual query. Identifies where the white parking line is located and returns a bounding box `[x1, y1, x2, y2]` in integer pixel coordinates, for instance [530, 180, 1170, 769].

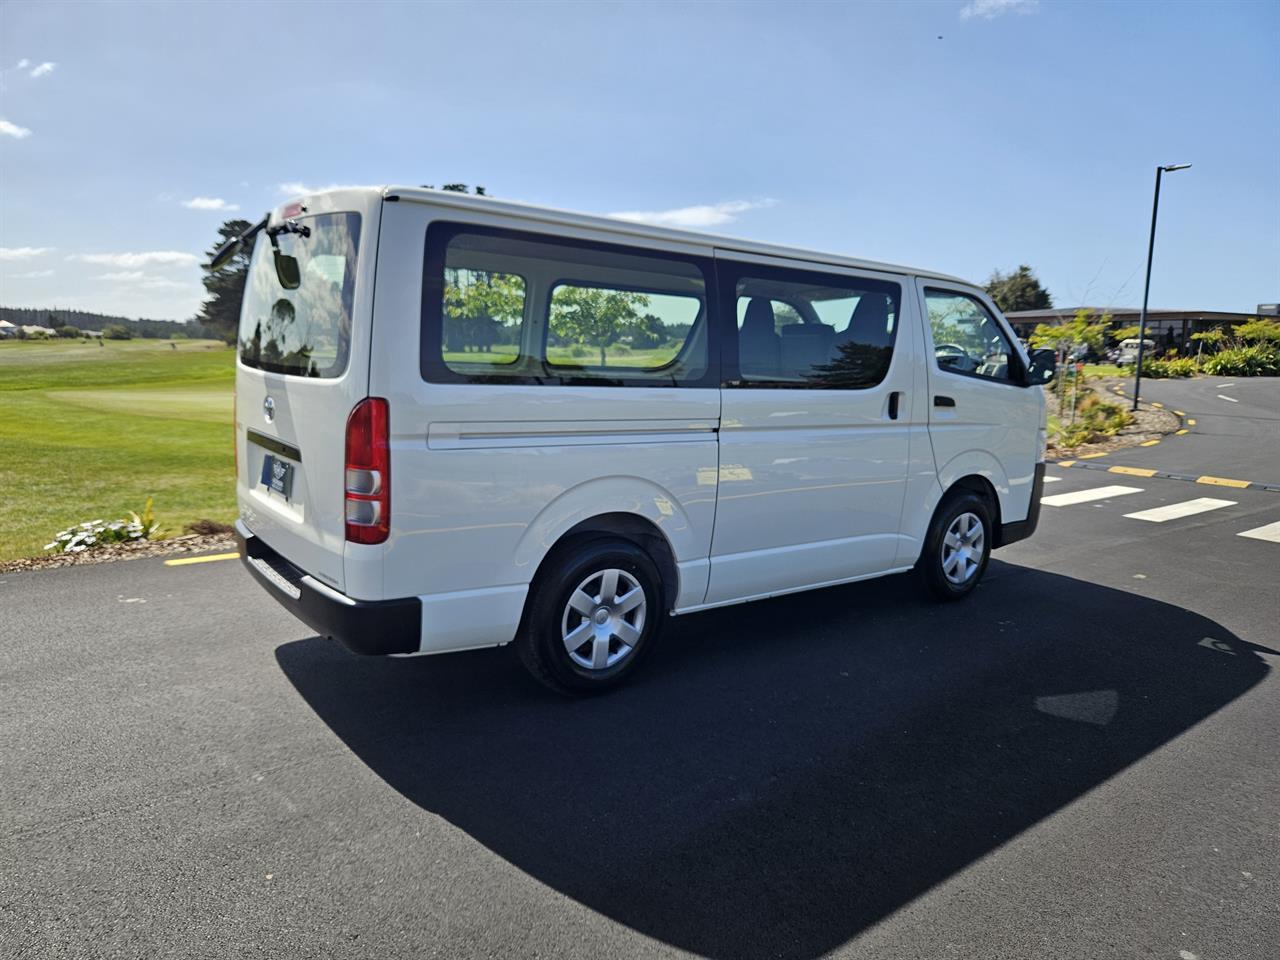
[1042, 485, 1143, 507]
[1216, 382, 1235, 388]
[1043, 475, 1062, 483]
[1123, 498, 1236, 523]
[1238, 521, 1280, 544]
[1217, 394, 1239, 403]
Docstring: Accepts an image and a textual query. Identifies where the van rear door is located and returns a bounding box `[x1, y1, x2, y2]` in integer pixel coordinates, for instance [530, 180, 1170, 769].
[234, 192, 381, 595]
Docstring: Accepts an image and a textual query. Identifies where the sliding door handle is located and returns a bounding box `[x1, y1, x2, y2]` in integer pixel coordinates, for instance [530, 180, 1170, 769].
[934, 395, 956, 408]
[887, 391, 901, 420]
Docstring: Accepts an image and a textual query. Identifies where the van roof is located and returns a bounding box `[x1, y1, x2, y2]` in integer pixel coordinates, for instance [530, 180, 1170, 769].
[304, 186, 973, 287]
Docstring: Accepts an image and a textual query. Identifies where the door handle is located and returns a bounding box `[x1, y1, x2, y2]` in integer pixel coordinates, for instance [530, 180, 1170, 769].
[888, 391, 901, 420]
[934, 395, 956, 408]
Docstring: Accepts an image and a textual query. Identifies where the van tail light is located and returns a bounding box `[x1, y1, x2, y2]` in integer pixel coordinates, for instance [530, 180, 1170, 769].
[344, 397, 390, 544]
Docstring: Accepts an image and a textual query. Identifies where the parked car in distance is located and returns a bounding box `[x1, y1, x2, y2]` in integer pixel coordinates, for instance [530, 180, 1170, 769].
[223, 187, 1056, 694]
[1116, 337, 1156, 366]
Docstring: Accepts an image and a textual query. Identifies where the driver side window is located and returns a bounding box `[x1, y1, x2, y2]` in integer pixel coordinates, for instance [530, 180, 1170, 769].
[925, 289, 1015, 383]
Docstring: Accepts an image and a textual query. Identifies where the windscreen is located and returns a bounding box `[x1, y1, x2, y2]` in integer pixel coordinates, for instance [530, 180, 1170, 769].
[238, 213, 361, 378]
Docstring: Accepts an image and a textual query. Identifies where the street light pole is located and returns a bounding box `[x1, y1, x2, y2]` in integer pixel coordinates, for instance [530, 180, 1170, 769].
[1132, 163, 1191, 412]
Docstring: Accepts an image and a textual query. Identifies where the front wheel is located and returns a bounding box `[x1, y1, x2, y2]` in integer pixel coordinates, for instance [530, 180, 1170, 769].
[919, 491, 993, 602]
[516, 538, 663, 695]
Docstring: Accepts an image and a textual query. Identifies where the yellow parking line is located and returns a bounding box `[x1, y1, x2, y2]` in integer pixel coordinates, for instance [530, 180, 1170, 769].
[164, 552, 241, 567]
[1057, 460, 1076, 467]
[1140, 439, 1161, 446]
[1110, 466, 1158, 477]
[1196, 476, 1250, 489]
[1175, 428, 1189, 436]
[1187, 419, 1196, 426]
[1079, 452, 1109, 459]
[1151, 402, 1164, 408]
[1174, 409, 1185, 416]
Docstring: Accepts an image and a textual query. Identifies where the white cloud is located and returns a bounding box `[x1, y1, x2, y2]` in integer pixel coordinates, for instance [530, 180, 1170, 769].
[960, 0, 1038, 20]
[607, 199, 777, 229]
[9, 268, 55, 279]
[29, 62, 56, 79]
[72, 251, 200, 268]
[16, 59, 30, 69]
[0, 119, 32, 139]
[0, 246, 53, 261]
[278, 181, 374, 196]
[182, 196, 240, 211]
[94, 270, 188, 290]
[96, 270, 146, 281]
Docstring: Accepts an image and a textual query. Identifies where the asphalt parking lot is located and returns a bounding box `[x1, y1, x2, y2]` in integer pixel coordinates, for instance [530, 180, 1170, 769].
[2, 378, 1277, 960]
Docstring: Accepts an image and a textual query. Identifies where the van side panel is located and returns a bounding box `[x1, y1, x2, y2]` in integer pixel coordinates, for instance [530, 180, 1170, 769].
[368, 200, 720, 652]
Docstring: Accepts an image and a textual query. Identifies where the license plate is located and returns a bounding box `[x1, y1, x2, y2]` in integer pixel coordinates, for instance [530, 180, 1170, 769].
[260, 454, 294, 499]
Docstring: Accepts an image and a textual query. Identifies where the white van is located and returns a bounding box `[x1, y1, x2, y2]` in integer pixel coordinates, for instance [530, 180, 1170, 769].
[1116, 337, 1156, 366]
[221, 187, 1055, 694]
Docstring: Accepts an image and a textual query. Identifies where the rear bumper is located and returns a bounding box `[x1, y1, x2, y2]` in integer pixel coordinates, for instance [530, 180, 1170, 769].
[235, 520, 421, 655]
[995, 462, 1045, 548]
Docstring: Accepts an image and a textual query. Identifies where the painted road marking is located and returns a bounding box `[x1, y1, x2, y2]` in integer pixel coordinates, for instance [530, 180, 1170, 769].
[1042, 485, 1143, 507]
[1110, 466, 1158, 477]
[1140, 439, 1161, 446]
[1216, 382, 1235, 388]
[163, 552, 241, 567]
[1151, 402, 1164, 408]
[1217, 394, 1239, 403]
[1238, 521, 1280, 543]
[1043, 475, 1063, 483]
[1124, 498, 1236, 523]
[1187, 419, 1197, 425]
[1079, 452, 1109, 459]
[1197, 476, 1251, 489]
[1174, 410, 1186, 416]
[1176, 429, 1189, 435]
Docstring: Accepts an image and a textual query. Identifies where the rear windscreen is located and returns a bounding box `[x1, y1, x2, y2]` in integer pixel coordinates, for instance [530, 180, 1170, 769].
[238, 212, 361, 378]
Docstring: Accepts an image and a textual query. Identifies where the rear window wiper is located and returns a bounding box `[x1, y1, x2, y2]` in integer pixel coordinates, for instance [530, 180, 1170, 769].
[206, 215, 311, 289]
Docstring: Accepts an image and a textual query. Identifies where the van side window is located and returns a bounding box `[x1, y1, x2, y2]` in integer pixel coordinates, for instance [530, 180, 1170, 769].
[924, 289, 1017, 382]
[730, 269, 900, 389]
[422, 223, 715, 386]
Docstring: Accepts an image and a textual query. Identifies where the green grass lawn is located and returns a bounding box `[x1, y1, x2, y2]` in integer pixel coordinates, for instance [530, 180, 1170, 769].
[0, 338, 236, 561]
[1082, 363, 1127, 378]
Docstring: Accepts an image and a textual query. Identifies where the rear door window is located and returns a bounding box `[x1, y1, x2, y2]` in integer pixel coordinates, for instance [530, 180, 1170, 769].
[238, 213, 361, 378]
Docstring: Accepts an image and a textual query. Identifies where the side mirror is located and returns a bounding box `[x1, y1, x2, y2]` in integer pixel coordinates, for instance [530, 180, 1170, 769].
[273, 249, 301, 289]
[1025, 348, 1057, 386]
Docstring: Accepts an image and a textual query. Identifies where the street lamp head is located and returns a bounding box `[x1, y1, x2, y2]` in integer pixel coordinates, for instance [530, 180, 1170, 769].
[1161, 163, 1192, 172]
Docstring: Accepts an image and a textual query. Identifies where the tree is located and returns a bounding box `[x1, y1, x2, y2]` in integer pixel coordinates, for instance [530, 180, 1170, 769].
[1109, 324, 1142, 343]
[1029, 310, 1108, 355]
[550, 286, 648, 365]
[1235, 318, 1280, 343]
[985, 265, 1052, 313]
[195, 218, 254, 342]
[422, 184, 488, 195]
[102, 324, 132, 340]
[442, 269, 524, 354]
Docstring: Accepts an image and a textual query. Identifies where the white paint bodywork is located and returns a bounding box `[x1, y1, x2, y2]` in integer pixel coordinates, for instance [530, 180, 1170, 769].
[236, 186, 1045, 655]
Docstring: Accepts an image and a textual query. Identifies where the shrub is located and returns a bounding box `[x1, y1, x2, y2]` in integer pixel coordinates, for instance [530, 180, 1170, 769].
[1140, 356, 1198, 378]
[1202, 344, 1279, 377]
[102, 324, 132, 340]
[56, 325, 81, 338]
[44, 497, 161, 554]
[183, 518, 235, 536]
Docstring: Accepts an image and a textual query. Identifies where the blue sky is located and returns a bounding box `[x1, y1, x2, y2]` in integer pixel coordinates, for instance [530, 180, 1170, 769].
[1, 0, 1277, 321]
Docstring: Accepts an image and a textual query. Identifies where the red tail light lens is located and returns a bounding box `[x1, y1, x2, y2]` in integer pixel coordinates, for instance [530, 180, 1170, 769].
[344, 397, 390, 544]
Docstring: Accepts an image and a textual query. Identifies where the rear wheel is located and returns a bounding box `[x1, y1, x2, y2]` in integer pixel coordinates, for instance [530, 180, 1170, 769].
[919, 491, 993, 601]
[517, 538, 663, 695]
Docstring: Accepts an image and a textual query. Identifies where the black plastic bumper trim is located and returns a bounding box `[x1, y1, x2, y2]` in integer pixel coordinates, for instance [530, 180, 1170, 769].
[995, 461, 1045, 549]
[235, 520, 421, 655]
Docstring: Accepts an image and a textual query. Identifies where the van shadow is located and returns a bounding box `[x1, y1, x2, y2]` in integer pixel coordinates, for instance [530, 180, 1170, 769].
[275, 561, 1271, 959]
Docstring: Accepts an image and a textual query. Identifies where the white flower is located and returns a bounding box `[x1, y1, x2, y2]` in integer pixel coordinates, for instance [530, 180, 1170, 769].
[43, 542, 58, 550]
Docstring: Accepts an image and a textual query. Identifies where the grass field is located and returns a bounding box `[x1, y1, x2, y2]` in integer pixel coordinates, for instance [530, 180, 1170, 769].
[0, 338, 236, 562]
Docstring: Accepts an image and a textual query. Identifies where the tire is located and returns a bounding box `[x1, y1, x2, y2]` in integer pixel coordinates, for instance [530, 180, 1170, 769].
[919, 490, 994, 602]
[516, 538, 664, 696]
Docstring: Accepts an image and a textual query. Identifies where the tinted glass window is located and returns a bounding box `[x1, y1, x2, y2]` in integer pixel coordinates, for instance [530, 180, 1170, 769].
[423, 224, 712, 386]
[924, 289, 1016, 382]
[238, 213, 360, 378]
[733, 271, 900, 388]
